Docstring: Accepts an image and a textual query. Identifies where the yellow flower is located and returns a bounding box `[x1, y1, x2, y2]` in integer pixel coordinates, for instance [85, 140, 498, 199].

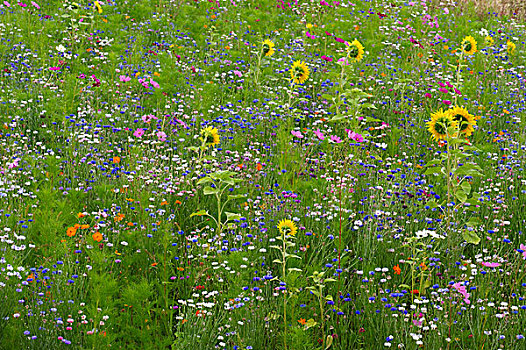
[94, 1, 102, 14]
[447, 106, 476, 137]
[346, 39, 365, 62]
[200, 126, 220, 148]
[485, 36, 494, 46]
[306, 23, 313, 29]
[461, 36, 477, 55]
[262, 39, 275, 57]
[507, 41, 516, 55]
[290, 60, 309, 84]
[426, 109, 457, 141]
[278, 219, 298, 236]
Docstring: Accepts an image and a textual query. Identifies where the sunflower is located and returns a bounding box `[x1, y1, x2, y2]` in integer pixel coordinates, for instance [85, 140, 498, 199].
[262, 39, 275, 57]
[426, 109, 457, 141]
[346, 39, 365, 62]
[200, 126, 220, 148]
[278, 219, 298, 237]
[447, 106, 476, 137]
[485, 36, 494, 46]
[461, 36, 477, 55]
[507, 40, 516, 55]
[290, 60, 309, 84]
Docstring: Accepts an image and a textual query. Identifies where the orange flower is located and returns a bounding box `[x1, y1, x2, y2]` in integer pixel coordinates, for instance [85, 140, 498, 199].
[80, 224, 90, 229]
[161, 201, 168, 205]
[66, 227, 77, 237]
[114, 213, 125, 222]
[151, 262, 158, 267]
[419, 263, 428, 271]
[298, 318, 306, 325]
[257, 163, 263, 171]
[393, 264, 401, 275]
[113, 156, 121, 164]
[77, 212, 86, 218]
[175, 200, 182, 205]
[92, 232, 103, 242]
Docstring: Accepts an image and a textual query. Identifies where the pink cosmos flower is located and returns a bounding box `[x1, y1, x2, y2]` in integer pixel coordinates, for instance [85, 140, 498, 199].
[452, 282, 471, 304]
[233, 70, 242, 77]
[306, 31, 316, 39]
[291, 130, 303, 139]
[437, 82, 446, 88]
[133, 128, 145, 138]
[520, 244, 526, 259]
[31, 1, 39, 8]
[446, 81, 454, 88]
[119, 75, 131, 82]
[424, 93, 432, 98]
[335, 37, 346, 44]
[321, 55, 333, 62]
[49, 67, 61, 71]
[142, 114, 158, 123]
[150, 79, 160, 88]
[4, 1, 10, 7]
[454, 88, 462, 95]
[442, 100, 452, 106]
[156, 131, 167, 142]
[481, 262, 501, 268]
[439, 88, 449, 94]
[329, 135, 342, 143]
[313, 129, 325, 140]
[346, 129, 364, 142]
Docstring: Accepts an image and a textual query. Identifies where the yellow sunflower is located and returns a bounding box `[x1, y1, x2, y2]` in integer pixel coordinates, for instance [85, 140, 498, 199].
[290, 60, 309, 84]
[485, 36, 494, 46]
[426, 109, 457, 141]
[200, 126, 220, 147]
[461, 36, 477, 55]
[346, 39, 365, 62]
[507, 40, 516, 55]
[262, 39, 275, 57]
[447, 106, 476, 137]
[278, 219, 298, 237]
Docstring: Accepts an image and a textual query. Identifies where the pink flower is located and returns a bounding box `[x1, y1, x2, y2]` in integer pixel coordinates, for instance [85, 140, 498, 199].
[176, 119, 188, 128]
[291, 130, 303, 139]
[444, 7, 449, 14]
[233, 70, 242, 77]
[150, 79, 160, 88]
[321, 55, 333, 62]
[481, 262, 501, 268]
[442, 100, 452, 106]
[49, 66, 61, 71]
[329, 135, 342, 143]
[337, 57, 350, 66]
[446, 81, 454, 88]
[452, 282, 470, 304]
[313, 129, 325, 140]
[437, 82, 446, 88]
[142, 114, 158, 123]
[306, 31, 316, 39]
[520, 244, 526, 259]
[31, 1, 39, 8]
[156, 131, 167, 142]
[424, 93, 432, 98]
[346, 129, 364, 142]
[4, 1, 10, 7]
[119, 75, 131, 82]
[454, 88, 462, 95]
[335, 37, 346, 44]
[133, 128, 145, 138]
[438, 88, 449, 94]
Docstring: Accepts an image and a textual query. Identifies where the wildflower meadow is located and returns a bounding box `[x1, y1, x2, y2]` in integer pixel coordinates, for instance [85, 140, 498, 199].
[1, 0, 526, 349]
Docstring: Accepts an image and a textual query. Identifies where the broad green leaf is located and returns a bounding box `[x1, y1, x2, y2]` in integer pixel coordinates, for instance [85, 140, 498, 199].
[462, 229, 481, 245]
[203, 186, 219, 195]
[225, 212, 241, 221]
[190, 210, 208, 218]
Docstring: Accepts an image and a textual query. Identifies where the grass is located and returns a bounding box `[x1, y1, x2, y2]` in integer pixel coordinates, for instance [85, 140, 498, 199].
[0, 0, 525, 349]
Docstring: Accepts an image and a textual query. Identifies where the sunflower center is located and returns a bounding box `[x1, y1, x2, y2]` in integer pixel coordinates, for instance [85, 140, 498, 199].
[348, 45, 359, 58]
[463, 41, 472, 52]
[294, 67, 305, 78]
[262, 44, 270, 55]
[281, 226, 291, 234]
[453, 114, 468, 131]
[435, 117, 452, 135]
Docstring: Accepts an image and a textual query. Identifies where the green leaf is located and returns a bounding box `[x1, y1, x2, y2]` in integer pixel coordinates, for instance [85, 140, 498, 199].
[225, 212, 241, 221]
[197, 177, 212, 185]
[460, 181, 471, 195]
[462, 229, 481, 245]
[399, 284, 411, 290]
[227, 194, 244, 200]
[288, 268, 303, 272]
[465, 217, 481, 227]
[455, 189, 467, 203]
[423, 167, 442, 175]
[304, 318, 318, 330]
[190, 210, 208, 218]
[325, 335, 333, 349]
[272, 259, 283, 264]
[203, 186, 219, 195]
